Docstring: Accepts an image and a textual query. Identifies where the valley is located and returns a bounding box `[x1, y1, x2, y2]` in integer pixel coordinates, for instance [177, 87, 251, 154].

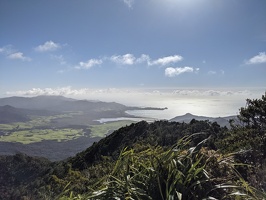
[0, 112, 137, 160]
[0, 95, 236, 161]
[0, 96, 159, 160]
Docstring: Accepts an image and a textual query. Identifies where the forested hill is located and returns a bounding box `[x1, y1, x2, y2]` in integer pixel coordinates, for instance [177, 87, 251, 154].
[0, 119, 226, 199]
[0, 105, 60, 123]
[0, 95, 127, 112]
[68, 119, 223, 170]
[0, 93, 265, 199]
[0, 95, 166, 113]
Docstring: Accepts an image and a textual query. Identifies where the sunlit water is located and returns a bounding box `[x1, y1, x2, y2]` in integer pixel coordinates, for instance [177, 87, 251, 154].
[122, 88, 265, 119]
[6, 87, 264, 121]
[75, 88, 264, 120]
[125, 96, 246, 120]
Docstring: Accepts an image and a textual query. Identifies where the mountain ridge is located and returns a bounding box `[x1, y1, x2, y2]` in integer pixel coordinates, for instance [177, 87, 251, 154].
[170, 112, 237, 127]
[0, 95, 165, 112]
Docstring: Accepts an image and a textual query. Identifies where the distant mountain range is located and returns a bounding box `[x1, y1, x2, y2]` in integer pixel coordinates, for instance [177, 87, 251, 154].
[170, 113, 237, 127]
[0, 95, 166, 113]
[0, 105, 61, 123]
[0, 95, 239, 161]
[0, 95, 127, 112]
[0, 96, 237, 127]
[0, 105, 30, 123]
[0, 95, 167, 125]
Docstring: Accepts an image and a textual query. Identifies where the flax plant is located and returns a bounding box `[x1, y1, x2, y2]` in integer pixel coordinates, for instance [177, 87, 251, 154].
[81, 135, 265, 199]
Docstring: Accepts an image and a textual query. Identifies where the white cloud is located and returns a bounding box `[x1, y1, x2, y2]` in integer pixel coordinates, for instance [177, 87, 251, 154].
[110, 54, 136, 65]
[0, 45, 31, 61]
[72, 53, 184, 70]
[165, 66, 195, 77]
[108, 54, 183, 66]
[6, 87, 254, 99]
[171, 89, 252, 97]
[122, 0, 134, 8]
[136, 54, 150, 64]
[150, 55, 183, 66]
[7, 52, 31, 61]
[0, 45, 16, 55]
[7, 87, 260, 118]
[6, 87, 127, 97]
[6, 87, 74, 96]
[245, 52, 266, 64]
[75, 59, 103, 69]
[35, 41, 61, 52]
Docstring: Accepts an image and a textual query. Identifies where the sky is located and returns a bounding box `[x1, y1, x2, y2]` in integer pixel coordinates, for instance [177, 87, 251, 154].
[0, 0, 266, 115]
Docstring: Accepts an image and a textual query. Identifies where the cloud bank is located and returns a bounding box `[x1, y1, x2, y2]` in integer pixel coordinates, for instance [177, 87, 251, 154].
[6, 87, 254, 99]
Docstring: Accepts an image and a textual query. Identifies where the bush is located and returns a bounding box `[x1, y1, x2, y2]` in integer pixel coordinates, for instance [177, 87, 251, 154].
[86, 135, 264, 200]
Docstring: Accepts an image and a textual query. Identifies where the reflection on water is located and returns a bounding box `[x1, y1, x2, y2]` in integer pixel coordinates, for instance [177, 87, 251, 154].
[125, 110, 170, 120]
[70, 88, 263, 120]
[94, 117, 152, 123]
[125, 96, 247, 120]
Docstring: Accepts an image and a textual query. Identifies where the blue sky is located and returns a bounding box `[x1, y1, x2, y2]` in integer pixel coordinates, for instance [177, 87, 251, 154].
[0, 0, 265, 98]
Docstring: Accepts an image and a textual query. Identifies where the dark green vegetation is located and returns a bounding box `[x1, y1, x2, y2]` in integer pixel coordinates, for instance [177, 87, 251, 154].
[0, 95, 163, 160]
[170, 112, 237, 128]
[0, 93, 266, 199]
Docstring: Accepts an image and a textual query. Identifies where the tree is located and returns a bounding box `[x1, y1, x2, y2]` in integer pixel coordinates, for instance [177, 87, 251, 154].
[220, 93, 266, 192]
[238, 92, 266, 131]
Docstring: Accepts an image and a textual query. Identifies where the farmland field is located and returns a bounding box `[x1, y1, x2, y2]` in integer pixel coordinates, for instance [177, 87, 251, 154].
[0, 112, 136, 144]
[0, 128, 84, 144]
[90, 120, 135, 137]
[0, 95, 155, 160]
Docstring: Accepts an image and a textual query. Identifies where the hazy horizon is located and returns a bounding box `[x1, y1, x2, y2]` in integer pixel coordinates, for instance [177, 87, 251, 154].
[2, 87, 265, 119]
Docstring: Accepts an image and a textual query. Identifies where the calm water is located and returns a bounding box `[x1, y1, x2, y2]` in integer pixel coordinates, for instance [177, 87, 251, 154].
[67, 88, 264, 120]
[73, 88, 264, 120]
[94, 117, 153, 123]
[125, 96, 248, 120]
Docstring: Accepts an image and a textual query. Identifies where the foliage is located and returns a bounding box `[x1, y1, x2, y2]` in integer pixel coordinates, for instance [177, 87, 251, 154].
[87, 135, 263, 200]
[1, 93, 266, 199]
[90, 120, 135, 137]
[215, 93, 266, 192]
[238, 92, 266, 130]
[69, 120, 226, 170]
[0, 128, 84, 144]
[0, 153, 52, 199]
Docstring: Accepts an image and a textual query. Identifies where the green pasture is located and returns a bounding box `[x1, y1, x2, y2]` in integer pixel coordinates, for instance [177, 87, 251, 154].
[0, 128, 84, 144]
[0, 124, 16, 130]
[90, 120, 135, 137]
[0, 114, 135, 144]
[0, 112, 82, 131]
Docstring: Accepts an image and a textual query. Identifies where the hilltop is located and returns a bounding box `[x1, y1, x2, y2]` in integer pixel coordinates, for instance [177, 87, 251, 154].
[170, 113, 237, 128]
[0, 95, 166, 160]
[0, 93, 265, 199]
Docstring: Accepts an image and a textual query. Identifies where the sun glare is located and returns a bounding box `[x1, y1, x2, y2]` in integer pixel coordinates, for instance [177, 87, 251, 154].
[155, 0, 205, 15]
